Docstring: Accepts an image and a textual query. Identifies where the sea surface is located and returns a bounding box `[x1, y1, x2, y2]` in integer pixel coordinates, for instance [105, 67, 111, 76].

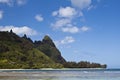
[0, 69, 120, 80]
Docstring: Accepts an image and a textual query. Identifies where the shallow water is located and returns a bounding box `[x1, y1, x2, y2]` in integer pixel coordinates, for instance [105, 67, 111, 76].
[0, 69, 120, 80]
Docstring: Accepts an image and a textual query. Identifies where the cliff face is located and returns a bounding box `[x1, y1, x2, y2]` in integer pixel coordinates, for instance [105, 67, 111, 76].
[0, 31, 64, 69]
[34, 35, 66, 64]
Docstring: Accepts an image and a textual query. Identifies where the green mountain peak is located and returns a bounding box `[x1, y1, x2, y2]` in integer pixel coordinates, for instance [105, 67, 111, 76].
[42, 35, 56, 47]
[35, 35, 66, 64]
[43, 35, 52, 41]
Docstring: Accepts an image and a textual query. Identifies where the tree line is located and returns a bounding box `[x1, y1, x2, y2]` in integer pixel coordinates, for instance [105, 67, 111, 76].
[63, 61, 107, 68]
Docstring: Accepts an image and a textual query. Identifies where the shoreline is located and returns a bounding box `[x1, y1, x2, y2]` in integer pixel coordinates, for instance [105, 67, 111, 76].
[0, 68, 115, 71]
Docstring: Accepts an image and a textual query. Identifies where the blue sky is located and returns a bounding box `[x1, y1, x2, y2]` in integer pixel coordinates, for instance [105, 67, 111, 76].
[0, 0, 120, 68]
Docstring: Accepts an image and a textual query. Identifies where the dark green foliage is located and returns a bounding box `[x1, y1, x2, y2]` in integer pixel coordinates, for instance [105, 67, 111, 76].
[63, 61, 107, 68]
[22, 34, 33, 43]
[0, 44, 9, 53]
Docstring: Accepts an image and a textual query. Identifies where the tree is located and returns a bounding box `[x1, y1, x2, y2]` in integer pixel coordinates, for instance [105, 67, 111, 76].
[10, 29, 13, 33]
[23, 34, 27, 38]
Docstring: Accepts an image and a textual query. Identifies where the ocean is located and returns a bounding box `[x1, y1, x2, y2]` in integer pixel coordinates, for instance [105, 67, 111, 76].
[0, 69, 120, 80]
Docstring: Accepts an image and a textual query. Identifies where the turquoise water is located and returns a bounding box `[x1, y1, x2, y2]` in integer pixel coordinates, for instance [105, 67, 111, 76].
[0, 69, 120, 80]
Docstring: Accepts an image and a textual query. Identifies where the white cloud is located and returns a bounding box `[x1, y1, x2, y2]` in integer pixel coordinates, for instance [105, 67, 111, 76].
[0, 10, 3, 20]
[51, 18, 81, 34]
[71, 0, 92, 9]
[55, 36, 75, 46]
[61, 36, 75, 44]
[52, 11, 58, 16]
[0, 0, 9, 3]
[51, 18, 71, 29]
[0, 26, 37, 36]
[51, 6, 81, 33]
[35, 14, 44, 22]
[16, 0, 26, 6]
[62, 26, 90, 33]
[0, 0, 26, 6]
[51, 18, 90, 33]
[51, 17, 90, 33]
[0, 0, 13, 6]
[51, 6, 91, 34]
[62, 26, 79, 33]
[80, 26, 90, 32]
[52, 7, 77, 18]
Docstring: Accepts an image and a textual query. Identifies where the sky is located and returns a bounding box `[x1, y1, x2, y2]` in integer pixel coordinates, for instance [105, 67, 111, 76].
[0, 0, 120, 68]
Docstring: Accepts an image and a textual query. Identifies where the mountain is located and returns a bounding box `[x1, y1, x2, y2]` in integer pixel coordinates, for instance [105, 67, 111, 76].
[34, 35, 66, 64]
[0, 31, 107, 69]
[0, 31, 63, 69]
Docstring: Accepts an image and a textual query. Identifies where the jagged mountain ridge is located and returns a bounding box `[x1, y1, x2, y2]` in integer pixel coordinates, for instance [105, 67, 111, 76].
[0, 31, 65, 69]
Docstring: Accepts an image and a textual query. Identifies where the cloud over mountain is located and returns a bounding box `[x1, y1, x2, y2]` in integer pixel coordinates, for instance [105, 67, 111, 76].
[0, 26, 37, 36]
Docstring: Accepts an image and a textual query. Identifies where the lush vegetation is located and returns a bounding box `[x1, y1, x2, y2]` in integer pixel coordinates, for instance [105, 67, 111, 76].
[63, 61, 107, 68]
[0, 31, 63, 69]
[0, 31, 107, 69]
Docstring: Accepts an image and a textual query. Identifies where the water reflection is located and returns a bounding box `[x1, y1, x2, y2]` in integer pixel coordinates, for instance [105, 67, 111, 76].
[0, 69, 120, 80]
